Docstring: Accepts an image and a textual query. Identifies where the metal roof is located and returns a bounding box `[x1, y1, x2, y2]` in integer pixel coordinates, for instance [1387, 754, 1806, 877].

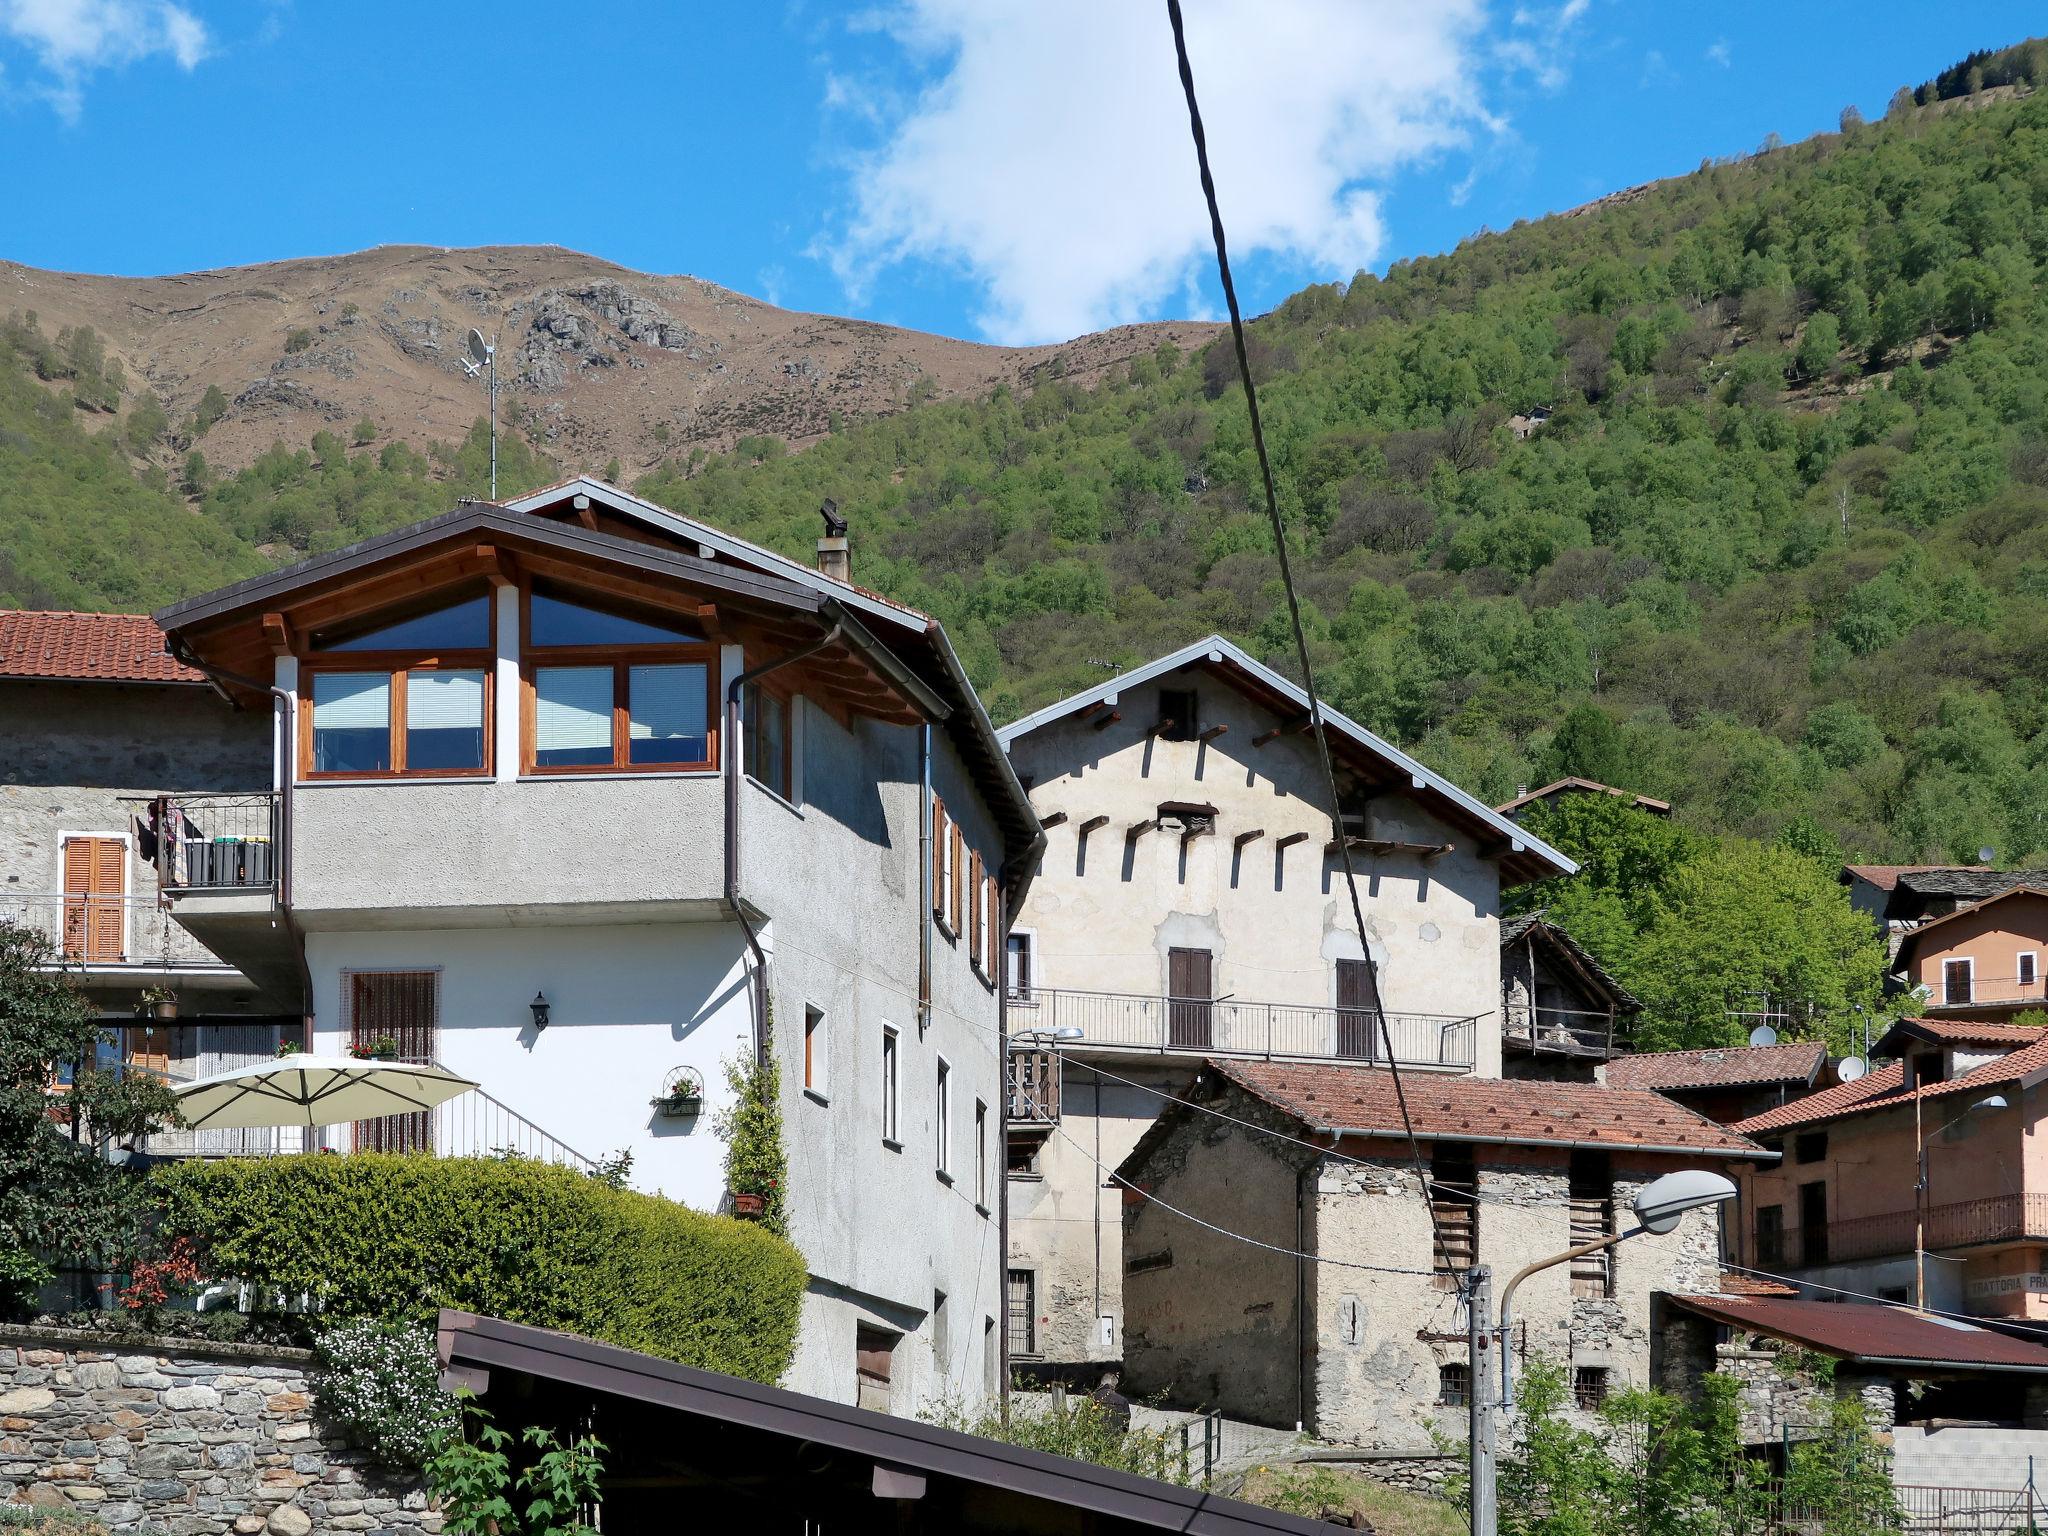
[437, 1310, 1334, 1536]
[1667, 1294, 2048, 1373]
[995, 635, 1574, 883]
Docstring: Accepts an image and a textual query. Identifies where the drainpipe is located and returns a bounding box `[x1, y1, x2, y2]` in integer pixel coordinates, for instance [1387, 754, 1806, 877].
[1296, 1163, 1309, 1432]
[163, 641, 313, 1046]
[724, 617, 849, 1065]
[997, 873, 1011, 1424]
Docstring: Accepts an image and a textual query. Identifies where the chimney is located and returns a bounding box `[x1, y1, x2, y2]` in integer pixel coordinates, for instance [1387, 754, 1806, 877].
[817, 498, 850, 583]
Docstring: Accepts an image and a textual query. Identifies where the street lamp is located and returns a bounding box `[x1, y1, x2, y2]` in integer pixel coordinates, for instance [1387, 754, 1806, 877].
[1916, 1093, 2007, 1310]
[1469, 1168, 1737, 1536]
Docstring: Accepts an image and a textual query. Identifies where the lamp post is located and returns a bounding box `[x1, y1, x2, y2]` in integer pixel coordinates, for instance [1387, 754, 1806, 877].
[1915, 1093, 2007, 1311]
[1470, 1169, 1737, 1536]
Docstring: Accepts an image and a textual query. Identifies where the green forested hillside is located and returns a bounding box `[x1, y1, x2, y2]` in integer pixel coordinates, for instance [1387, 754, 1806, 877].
[8, 58, 2048, 877]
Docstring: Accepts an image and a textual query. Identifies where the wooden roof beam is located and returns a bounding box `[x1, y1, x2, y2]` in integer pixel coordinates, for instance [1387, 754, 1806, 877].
[1254, 716, 1310, 747]
[1077, 815, 1111, 838]
[1198, 723, 1229, 743]
[1091, 709, 1122, 732]
[1275, 831, 1312, 851]
[1039, 811, 1069, 829]
[1234, 829, 1265, 849]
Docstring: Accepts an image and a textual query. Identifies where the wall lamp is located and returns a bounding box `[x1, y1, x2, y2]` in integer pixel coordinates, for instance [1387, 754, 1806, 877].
[529, 992, 551, 1031]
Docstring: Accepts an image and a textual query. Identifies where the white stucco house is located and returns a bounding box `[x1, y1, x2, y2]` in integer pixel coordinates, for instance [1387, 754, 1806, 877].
[995, 637, 1576, 1372]
[149, 477, 1042, 1417]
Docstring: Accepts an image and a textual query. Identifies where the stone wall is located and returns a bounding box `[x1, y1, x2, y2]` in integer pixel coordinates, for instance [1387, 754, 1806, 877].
[0, 1324, 430, 1536]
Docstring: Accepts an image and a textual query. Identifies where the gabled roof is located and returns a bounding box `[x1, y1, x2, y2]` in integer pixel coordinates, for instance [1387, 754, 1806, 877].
[1840, 864, 1986, 895]
[1495, 777, 1671, 819]
[1895, 868, 2048, 902]
[995, 636, 1573, 886]
[438, 1310, 1334, 1536]
[1894, 884, 2048, 965]
[1873, 1018, 2047, 1057]
[1667, 1294, 2048, 1373]
[1500, 910, 1640, 1013]
[1606, 1041, 1827, 1094]
[1118, 1059, 1770, 1183]
[0, 610, 202, 685]
[1731, 1035, 2048, 1136]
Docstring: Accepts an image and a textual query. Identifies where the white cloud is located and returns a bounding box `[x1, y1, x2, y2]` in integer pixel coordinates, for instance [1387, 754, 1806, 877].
[0, 0, 210, 118]
[826, 0, 1522, 344]
[1705, 39, 1731, 68]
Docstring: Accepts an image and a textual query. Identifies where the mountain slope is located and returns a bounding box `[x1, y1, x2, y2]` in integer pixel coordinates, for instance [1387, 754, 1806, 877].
[0, 244, 1214, 477]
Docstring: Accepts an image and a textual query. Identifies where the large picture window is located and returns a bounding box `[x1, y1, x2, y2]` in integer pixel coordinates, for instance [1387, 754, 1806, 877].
[523, 587, 716, 773]
[303, 593, 492, 778]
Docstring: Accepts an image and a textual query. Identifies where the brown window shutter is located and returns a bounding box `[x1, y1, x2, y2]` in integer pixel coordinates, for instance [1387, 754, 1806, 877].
[952, 822, 966, 931]
[62, 836, 125, 962]
[970, 850, 984, 958]
[985, 874, 1000, 976]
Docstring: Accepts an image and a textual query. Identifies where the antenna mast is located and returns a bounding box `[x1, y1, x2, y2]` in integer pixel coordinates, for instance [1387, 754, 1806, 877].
[464, 329, 500, 499]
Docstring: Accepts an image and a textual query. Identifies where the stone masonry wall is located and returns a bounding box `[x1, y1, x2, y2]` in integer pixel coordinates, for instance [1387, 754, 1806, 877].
[0, 1325, 431, 1536]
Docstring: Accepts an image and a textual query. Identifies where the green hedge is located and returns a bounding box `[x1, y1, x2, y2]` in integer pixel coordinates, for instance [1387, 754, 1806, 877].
[152, 1155, 805, 1384]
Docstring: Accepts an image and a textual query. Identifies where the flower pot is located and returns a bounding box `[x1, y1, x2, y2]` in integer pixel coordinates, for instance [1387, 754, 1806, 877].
[731, 1193, 766, 1218]
[151, 999, 178, 1022]
[653, 1094, 703, 1119]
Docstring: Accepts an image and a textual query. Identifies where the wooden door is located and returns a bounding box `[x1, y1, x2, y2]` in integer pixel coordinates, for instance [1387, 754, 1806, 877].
[350, 971, 438, 1153]
[1336, 958, 1376, 1059]
[1799, 1180, 1828, 1266]
[61, 837, 126, 963]
[1167, 947, 1212, 1048]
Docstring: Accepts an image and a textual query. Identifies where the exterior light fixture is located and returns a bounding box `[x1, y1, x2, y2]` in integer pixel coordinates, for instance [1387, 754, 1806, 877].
[529, 992, 551, 1031]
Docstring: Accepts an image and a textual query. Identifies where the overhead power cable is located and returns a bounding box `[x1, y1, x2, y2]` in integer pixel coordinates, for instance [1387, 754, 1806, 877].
[1163, 0, 1445, 1260]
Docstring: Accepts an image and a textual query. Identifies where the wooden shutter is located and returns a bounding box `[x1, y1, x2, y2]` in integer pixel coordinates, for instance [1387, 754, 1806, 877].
[951, 822, 966, 932]
[970, 851, 985, 962]
[986, 874, 1002, 977]
[1431, 1144, 1478, 1276]
[1167, 947, 1212, 1048]
[1569, 1151, 1613, 1298]
[1336, 958, 1375, 1059]
[62, 836, 126, 963]
[350, 971, 438, 1153]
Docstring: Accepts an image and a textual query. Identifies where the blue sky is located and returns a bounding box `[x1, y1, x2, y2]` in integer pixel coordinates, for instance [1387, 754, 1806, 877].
[0, 1, 2039, 345]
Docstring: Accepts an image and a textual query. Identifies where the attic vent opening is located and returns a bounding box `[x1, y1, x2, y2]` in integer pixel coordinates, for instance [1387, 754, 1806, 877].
[1157, 687, 1198, 742]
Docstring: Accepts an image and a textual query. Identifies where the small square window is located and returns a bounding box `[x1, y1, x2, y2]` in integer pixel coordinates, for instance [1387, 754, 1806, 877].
[1438, 1362, 1470, 1407]
[1573, 1367, 1609, 1410]
[1157, 687, 1198, 742]
[1794, 1131, 1827, 1165]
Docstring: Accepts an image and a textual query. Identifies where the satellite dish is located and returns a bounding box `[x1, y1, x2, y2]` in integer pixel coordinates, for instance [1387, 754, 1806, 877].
[1837, 1056, 1868, 1082]
[1748, 1024, 1779, 1047]
[466, 328, 493, 366]
[1979, 847, 1997, 865]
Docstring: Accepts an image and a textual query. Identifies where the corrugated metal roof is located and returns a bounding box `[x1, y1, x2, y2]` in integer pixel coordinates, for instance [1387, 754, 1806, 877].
[1606, 1042, 1827, 1093]
[1670, 1294, 2048, 1371]
[0, 610, 201, 684]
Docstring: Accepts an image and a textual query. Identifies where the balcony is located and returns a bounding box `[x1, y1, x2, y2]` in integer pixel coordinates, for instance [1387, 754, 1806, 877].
[1922, 971, 2048, 1013]
[1007, 1049, 1061, 1124]
[2, 893, 236, 980]
[1757, 1193, 2048, 1270]
[155, 792, 280, 894]
[1503, 1005, 1626, 1060]
[1006, 985, 1478, 1069]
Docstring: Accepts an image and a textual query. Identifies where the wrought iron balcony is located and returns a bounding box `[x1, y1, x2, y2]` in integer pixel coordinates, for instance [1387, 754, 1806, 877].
[1005, 985, 1478, 1069]
[153, 792, 280, 893]
[1919, 972, 2048, 1012]
[2, 893, 233, 973]
[1754, 1193, 2048, 1271]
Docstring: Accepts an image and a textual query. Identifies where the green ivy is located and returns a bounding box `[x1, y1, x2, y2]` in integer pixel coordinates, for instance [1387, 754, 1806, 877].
[715, 1035, 789, 1239]
[152, 1154, 805, 1383]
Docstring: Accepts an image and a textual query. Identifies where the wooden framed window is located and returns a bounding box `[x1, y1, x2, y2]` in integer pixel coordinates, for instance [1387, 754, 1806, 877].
[522, 586, 716, 774]
[61, 835, 127, 962]
[1569, 1150, 1614, 1299]
[303, 592, 493, 778]
[881, 1024, 900, 1145]
[803, 1005, 826, 1097]
[969, 851, 986, 968]
[932, 800, 952, 928]
[348, 970, 438, 1154]
[935, 1057, 952, 1179]
[1006, 1269, 1037, 1357]
[1943, 958, 1974, 1006]
[745, 682, 793, 799]
[2021, 952, 2039, 990]
[1006, 931, 1035, 1002]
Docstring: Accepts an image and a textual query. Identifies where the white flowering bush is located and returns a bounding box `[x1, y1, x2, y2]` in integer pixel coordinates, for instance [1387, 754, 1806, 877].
[314, 1318, 458, 1468]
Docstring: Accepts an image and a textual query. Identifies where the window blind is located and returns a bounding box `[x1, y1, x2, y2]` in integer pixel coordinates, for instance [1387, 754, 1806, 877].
[628, 664, 705, 749]
[406, 669, 484, 729]
[312, 673, 390, 728]
[534, 667, 613, 756]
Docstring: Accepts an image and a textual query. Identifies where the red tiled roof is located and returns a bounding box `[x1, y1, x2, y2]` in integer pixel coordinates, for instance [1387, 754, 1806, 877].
[1607, 1041, 1827, 1093]
[0, 610, 199, 684]
[1205, 1058, 1768, 1157]
[1716, 1271, 1800, 1297]
[1731, 1035, 2048, 1136]
[1670, 1294, 2048, 1371]
[1893, 1019, 2046, 1047]
[1840, 864, 1985, 893]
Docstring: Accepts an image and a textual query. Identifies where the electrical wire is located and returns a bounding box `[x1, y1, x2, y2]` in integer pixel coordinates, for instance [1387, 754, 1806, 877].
[1042, 1116, 1435, 1278]
[1164, 0, 1444, 1263]
[1717, 1261, 2048, 1334]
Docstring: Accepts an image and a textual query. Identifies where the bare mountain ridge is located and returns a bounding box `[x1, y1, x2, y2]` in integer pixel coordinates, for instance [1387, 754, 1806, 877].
[0, 244, 1218, 476]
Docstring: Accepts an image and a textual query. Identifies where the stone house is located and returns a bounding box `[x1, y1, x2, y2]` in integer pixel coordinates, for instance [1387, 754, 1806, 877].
[994, 637, 1575, 1374]
[1113, 1058, 1768, 1451]
[1498, 911, 1638, 1080]
[1606, 1040, 1831, 1125]
[0, 611, 288, 1169]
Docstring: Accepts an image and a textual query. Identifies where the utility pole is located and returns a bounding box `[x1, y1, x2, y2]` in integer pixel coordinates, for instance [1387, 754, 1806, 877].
[1467, 1264, 1497, 1536]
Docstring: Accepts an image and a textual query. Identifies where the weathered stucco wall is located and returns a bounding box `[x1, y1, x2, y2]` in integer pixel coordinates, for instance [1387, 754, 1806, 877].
[0, 1324, 428, 1536]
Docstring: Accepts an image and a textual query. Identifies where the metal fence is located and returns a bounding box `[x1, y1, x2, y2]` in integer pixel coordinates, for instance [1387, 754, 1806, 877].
[1006, 985, 1478, 1067]
[155, 793, 279, 892]
[3, 892, 228, 970]
[1759, 1194, 2048, 1269]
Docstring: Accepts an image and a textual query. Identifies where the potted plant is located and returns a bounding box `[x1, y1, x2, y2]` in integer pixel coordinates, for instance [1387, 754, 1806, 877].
[138, 986, 178, 1022]
[348, 1036, 399, 1062]
[651, 1067, 704, 1119]
[275, 1038, 303, 1058]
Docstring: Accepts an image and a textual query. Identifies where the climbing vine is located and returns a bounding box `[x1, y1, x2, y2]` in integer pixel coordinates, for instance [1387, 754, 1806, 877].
[714, 1015, 789, 1238]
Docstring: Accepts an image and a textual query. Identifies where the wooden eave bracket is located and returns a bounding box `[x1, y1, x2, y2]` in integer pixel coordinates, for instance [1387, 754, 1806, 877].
[1198, 723, 1229, 742]
[1146, 718, 1177, 738]
[1077, 815, 1111, 838]
[1326, 836, 1456, 861]
[259, 613, 295, 657]
[475, 543, 517, 588]
[1253, 716, 1310, 748]
[1234, 828, 1266, 849]
[1039, 811, 1070, 829]
[1275, 831, 1312, 851]
[1126, 818, 1157, 840]
[1090, 708, 1122, 731]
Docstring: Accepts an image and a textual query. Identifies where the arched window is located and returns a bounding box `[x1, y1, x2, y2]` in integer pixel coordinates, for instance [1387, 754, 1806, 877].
[523, 586, 715, 773]
[303, 592, 492, 777]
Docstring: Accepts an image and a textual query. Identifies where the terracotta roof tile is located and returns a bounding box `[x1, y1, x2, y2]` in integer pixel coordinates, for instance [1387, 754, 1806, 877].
[1606, 1042, 1827, 1092]
[1204, 1058, 1768, 1157]
[1669, 1294, 2048, 1371]
[1732, 1034, 2048, 1136]
[1717, 1271, 1800, 1297]
[1898, 1019, 2046, 1046]
[0, 610, 199, 684]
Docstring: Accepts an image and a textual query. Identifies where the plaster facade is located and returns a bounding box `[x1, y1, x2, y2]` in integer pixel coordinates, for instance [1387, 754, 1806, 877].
[1901, 891, 2048, 1016]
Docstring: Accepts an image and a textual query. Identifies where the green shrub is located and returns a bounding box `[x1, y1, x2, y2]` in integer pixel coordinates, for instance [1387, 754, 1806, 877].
[153, 1154, 805, 1383]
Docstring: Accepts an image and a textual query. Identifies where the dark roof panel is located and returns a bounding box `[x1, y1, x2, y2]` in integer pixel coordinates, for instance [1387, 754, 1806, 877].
[1669, 1294, 2048, 1371]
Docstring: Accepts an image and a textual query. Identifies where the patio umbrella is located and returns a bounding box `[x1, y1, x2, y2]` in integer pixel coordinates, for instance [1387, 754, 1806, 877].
[171, 1055, 478, 1131]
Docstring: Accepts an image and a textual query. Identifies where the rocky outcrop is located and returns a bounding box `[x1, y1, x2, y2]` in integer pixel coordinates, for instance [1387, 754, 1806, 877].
[0, 1324, 430, 1536]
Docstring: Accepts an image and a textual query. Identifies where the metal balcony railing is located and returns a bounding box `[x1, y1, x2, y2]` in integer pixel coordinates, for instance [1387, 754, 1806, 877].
[2, 893, 231, 970]
[1918, 972, 2048, 1010]
[154, 793, 280, 893]
[1755, 1193, 2048, 1270]
[1502, 1005, 1625, 1058]
[1006, 985, 1478, 1068]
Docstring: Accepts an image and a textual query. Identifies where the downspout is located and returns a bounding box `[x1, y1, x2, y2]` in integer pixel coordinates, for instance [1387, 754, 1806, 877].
[1296, 1163, 1309, 1433]
[725, 617, 849, 1065]
[997, 872, 1011, 1424]
[164, 641, 313, 1045]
